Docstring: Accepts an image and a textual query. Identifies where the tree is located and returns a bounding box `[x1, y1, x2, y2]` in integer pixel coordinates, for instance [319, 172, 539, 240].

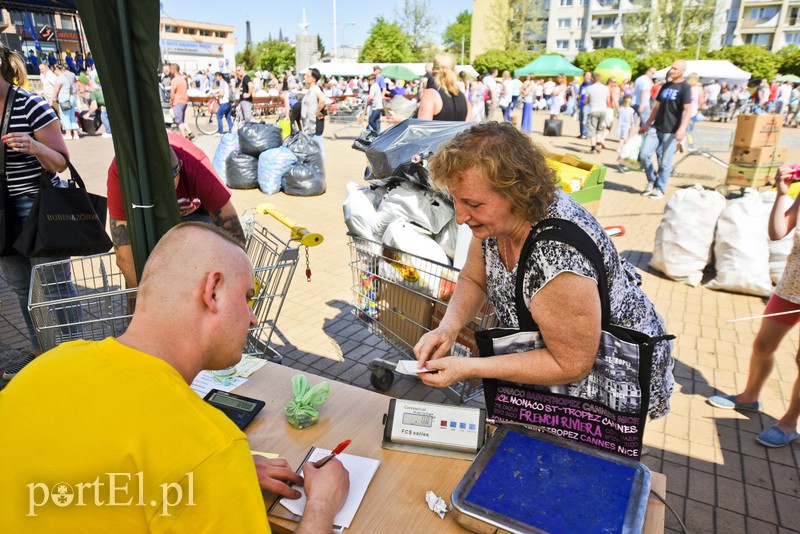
[359, 17, 415, 63]
[472, 49, 538, 75]
[573, 48, 639, 77]
[486, 0, 547, 52]
[710, 45, 781, 81]
[317, 35, 326, 58]
[443, 10, 471, 61]
[395, 0, 435, 61]
[637, 49, 700, 77]
[255, 40, 296, 73]
[778, 45, 800, 76]
[235, 44, 256, 70]
[622, 0, 717, 55]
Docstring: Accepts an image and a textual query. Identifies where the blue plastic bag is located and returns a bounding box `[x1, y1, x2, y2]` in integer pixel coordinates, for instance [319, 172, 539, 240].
[257, 147, 297, 195]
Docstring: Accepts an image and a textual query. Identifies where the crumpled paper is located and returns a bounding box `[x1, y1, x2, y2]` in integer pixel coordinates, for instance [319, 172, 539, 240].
[283, 375, 330, 429]
[426, 490, 447, 519]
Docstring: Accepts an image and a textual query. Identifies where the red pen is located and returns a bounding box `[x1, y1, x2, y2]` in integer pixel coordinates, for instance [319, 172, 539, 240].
[314, 439, 351, 468]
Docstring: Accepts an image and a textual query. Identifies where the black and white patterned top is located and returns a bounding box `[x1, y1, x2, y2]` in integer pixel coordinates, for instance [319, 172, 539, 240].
[482, 191, 675, 419]
[2, 87, 59, 198]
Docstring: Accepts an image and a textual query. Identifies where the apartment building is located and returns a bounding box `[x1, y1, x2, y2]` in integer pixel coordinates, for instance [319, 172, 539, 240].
[731, 0, 800, 51]
[159, 18, 237, 74]
[472, 0, 737, 61]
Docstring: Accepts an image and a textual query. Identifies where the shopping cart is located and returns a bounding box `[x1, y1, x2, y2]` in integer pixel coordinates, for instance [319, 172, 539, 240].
[28, 204, 323, 362]
[328, 97, 367, 140]
[671, 123, 733, 194]
[348, 234, 496, 404]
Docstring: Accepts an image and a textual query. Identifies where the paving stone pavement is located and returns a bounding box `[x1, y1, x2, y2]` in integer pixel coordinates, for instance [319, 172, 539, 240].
[1, 113, 799, 532]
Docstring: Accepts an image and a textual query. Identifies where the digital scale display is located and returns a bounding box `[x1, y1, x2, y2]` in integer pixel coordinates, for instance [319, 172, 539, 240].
[402, 412, 434, 427]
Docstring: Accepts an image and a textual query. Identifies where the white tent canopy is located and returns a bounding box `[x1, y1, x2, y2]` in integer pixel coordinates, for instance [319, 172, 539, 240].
[653, 60, 751, 88]
[302, 61, 478, 79]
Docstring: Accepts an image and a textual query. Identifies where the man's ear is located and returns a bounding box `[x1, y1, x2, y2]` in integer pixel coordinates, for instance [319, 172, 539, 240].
[202, 271, 223, 312]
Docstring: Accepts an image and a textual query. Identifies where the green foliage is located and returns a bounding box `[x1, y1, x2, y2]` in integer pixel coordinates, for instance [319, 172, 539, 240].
[235, 44, 256, 71]
[395, 0, 435, 61]
[443, 10, 471, 60]
[778, 45, 800, 76]
[255, 40, 296, 73]
[709, 45, 781, 81]
[359, 17, 415, 63]
[317, 35, 326, 58]
[573, 49, 640, 77]
[472, 49, 539, 75]
[485, 0, 547, 52]
[622, 0, 716, 54]
[636, 49, 702, 77]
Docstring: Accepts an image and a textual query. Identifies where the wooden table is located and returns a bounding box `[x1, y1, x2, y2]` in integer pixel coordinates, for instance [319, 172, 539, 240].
[237, 363, 666, 533]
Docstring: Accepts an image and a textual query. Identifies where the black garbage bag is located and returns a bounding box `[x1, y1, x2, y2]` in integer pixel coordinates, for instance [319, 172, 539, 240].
[283, 131, 323, 167]
[225, 151, 259, 189]
[351, 128, 379, 152]
[282, 163, 326, 196]
[363, 161, 430, 189]
[238, 122, 283, 156]
[363, 119, 473, 183]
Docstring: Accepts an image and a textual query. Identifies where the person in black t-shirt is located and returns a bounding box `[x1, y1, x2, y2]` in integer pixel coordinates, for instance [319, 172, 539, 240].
[637, 60, 692, 200]
[234, 64, 254, 122]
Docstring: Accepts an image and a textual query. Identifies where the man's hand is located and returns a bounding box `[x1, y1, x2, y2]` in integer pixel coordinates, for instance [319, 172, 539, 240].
[253, 456, 304, 499]
[296, 459, 350, 534]
[674, 127, 686, 142]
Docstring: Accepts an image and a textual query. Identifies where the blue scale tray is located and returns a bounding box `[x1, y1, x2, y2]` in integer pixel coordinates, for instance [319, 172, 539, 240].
[451, 426, 651, 534]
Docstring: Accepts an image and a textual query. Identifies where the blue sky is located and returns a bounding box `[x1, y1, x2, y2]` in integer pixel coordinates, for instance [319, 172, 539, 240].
[160, 0, 473, 51]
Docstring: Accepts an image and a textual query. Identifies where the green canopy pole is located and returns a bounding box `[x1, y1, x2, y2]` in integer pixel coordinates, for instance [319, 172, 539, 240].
[76, 0, 180, 279]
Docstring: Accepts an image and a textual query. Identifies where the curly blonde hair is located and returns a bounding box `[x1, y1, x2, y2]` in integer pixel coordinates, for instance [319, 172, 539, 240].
[428, 122, 558, 223]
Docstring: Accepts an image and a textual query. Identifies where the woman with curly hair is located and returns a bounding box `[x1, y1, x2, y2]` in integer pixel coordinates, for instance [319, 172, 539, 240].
[413, 122, 674, 422]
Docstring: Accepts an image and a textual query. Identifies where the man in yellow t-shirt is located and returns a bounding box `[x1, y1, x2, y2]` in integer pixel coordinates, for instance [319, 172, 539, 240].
[0, 223, 349, 532]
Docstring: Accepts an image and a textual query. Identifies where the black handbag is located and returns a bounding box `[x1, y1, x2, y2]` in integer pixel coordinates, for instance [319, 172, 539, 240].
[0, 85, 19, 256]
[474, 218, 673, 459]
[13, 159, 112, 257]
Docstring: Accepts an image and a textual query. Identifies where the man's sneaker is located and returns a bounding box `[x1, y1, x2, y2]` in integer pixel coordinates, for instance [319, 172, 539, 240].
[649, 189, 665, 200]
[2, 352, 36, 381]
[756, 426, 799, 448]
[101, 132, 112, 139]
[589, 146, 599, 154]
[641, 183, 654, 196]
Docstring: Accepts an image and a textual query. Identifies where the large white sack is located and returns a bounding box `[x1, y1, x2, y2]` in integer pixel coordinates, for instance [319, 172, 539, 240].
[651, 185, 726, 286]
[761, 190, 795, 285]
[381, 221, 451, 297]
[374, 182, 455, 237]
[434, 217, 459, 261]
[343, 182, 380, 241]
[705, 189, 773, 296]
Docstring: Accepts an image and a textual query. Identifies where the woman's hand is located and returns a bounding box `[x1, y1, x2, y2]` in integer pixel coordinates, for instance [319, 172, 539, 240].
[413, 326, 458, 368]
[418, 356, 473, 388]
[776, 164, 795, 196]
[2, 133, 38, 156]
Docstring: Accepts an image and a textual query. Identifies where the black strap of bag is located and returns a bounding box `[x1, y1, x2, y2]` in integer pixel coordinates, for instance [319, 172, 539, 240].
[0, 85, 19, 255]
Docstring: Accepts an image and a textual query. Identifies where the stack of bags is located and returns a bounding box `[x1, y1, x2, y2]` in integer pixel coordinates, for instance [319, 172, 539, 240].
[211, 126, 326, 196]
[727, 114, 785, 189]
[651, 185, 793, 296]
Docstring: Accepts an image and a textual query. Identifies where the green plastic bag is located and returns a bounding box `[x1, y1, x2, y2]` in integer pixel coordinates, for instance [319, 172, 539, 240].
[284, 375, 330, 429]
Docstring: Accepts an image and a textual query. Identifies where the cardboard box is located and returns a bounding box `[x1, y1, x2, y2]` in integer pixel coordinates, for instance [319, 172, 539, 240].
[730, 146, 787, 167]
[726, 163, 781, 189]
[733, 114, 782, 148]
[377, 281, 434, 350]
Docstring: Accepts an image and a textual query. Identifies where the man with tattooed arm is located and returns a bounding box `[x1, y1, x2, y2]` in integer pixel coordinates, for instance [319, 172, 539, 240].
[106, 133, 245, 287]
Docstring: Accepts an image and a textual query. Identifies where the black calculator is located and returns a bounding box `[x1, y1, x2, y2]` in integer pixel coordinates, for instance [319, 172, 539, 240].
[203, 389, 265, 430]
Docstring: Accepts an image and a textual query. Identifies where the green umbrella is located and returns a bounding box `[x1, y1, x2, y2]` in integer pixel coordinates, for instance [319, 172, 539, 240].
[777, 74, 800, 83]
[77, 0, 180, 280]
[381, 65, 420, 82]
[515, 55, 583, 78]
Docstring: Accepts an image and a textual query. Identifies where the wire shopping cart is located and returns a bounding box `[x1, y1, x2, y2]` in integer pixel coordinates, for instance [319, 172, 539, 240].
[28, 204, 323, 361]
[328, 97, 368, 140]
[348, 234, 496, 404]
[670, 123, 733, 194]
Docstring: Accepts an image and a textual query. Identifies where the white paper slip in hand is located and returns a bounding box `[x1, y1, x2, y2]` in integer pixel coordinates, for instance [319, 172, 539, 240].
[395, 360, 437, 376]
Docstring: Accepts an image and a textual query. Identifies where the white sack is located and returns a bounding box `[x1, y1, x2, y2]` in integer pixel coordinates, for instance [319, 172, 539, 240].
[705, 189, 773, 296]
[650, 184, 726, 286]
[434, 217, 459, 261]
[374, 182, 455, 237]
[761, 190, 795, 285]
[343, 182, 380, 241]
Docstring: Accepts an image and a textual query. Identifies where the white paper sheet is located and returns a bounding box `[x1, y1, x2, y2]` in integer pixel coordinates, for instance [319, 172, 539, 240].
[395, 360, 437, 376]
[278, 449, 380, 529]
[189, 371, 247, 397]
